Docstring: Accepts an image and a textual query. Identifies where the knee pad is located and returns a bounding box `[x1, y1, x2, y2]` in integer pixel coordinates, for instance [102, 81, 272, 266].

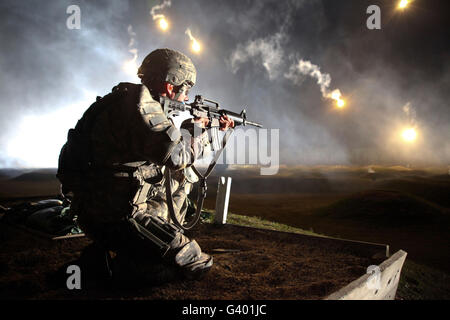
[128, 214, 181, 256]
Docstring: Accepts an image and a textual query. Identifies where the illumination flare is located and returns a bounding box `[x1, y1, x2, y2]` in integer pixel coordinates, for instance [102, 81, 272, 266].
[398, 0, 409, 10]
[330, 89, 345, 108]
[402, 128, 417, 142]
[158, 18, 169, 31]
[150, 0, 171, 31]
[185, 28, 201, 53]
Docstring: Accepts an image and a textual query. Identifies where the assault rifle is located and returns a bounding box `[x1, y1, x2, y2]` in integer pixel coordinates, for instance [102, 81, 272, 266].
[160, 95, 262, 231]
[160, 95, 262, 151]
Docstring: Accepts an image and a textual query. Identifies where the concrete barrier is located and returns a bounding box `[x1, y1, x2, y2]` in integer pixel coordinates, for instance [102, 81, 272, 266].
[325, 250, 407, 300]
[211, 181, 408, 300]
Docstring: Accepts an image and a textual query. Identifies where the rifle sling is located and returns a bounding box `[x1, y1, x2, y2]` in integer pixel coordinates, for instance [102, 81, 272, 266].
[165, 129, 234, 231]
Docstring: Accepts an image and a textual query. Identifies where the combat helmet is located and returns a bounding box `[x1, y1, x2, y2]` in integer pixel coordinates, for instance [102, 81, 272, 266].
[137, 48, 196, 87]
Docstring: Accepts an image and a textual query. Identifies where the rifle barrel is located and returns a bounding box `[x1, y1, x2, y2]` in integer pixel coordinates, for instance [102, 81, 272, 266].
[244, 120, 263, 128]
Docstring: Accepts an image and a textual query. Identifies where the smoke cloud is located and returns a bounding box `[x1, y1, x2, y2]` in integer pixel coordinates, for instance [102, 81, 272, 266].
[229, 32, 285, 80]
[124, 25, 139, 75]
[0, 0, 448, 168]
[285, 59, 343, 104]
[402, 102, 417, 127]
[150, 0, 171, 21]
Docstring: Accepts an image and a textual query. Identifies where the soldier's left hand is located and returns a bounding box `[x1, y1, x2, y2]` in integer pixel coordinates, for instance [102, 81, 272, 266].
[219, 115, 234, 131]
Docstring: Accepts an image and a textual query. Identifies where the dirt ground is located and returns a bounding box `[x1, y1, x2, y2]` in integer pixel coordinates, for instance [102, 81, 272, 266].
[1, 166, 448, 300]
[0, 219, 385, 300]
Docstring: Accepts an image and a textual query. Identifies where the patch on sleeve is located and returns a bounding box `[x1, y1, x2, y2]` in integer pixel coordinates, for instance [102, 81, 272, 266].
[149, 114, 168, 126]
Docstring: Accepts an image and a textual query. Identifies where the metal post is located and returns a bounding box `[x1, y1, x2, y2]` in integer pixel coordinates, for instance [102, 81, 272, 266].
[214, 176, 232, 224]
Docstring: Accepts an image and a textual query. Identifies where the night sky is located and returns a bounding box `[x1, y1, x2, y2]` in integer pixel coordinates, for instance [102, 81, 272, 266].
[0, 0, 449, 167]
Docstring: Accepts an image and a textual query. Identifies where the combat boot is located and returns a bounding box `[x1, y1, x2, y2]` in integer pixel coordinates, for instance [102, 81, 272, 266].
[169, 233, 213, 280]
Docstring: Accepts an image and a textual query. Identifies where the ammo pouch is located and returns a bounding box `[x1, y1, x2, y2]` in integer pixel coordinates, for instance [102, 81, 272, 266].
[130, 163, 165, 210]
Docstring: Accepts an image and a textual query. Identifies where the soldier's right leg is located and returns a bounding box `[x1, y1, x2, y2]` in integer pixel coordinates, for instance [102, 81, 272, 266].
[124, 210, 213, 282]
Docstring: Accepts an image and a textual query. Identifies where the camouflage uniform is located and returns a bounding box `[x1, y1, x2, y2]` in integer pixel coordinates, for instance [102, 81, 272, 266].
[57, 49, 212, 282]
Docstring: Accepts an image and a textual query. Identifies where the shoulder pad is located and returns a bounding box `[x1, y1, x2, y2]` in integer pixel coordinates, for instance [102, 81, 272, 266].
[137, 85, 163, 116]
